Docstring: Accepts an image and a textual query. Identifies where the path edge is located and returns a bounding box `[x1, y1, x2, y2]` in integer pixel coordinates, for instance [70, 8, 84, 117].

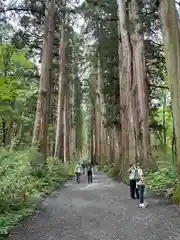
[4, 175, 74, 240]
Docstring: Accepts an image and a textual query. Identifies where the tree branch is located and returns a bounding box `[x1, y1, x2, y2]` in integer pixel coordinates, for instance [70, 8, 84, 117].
[0, 6, 78, 15]
[0, 6, 45, 15]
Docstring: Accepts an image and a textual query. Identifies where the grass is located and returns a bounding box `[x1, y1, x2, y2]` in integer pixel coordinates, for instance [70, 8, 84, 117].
[146, 150, 178, 199]
[146, 166, 177, 195]
[0, 148, 74, 237]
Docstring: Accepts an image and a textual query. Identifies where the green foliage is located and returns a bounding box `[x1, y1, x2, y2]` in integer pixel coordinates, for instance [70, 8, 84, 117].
[146, 166, 176, 195]
[103, 163, 120, 177]
[152, 150, 174, 168]
[11, 50, 32, 69]
[150, 98, 173, 149]
[0, 43, 37, 148]
[103, 163, 111, 173]
[145, 149, 177, 197]
[0, 149, 73, 237]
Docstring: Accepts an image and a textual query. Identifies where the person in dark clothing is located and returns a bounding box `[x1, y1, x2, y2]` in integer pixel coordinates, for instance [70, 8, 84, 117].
[128, 164, 136, 199]
[135, 184, 139, 199]
[82, 162, 85, 175]
[134, 164, 140, 199]
[87, 163, 92, 183]
[136, 163, 147, 207]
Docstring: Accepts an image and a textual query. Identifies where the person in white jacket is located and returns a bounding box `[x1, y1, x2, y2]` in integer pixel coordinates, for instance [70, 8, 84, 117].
[75, 162, 82, 183]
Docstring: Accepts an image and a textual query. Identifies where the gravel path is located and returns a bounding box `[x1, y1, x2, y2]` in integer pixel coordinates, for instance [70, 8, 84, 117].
[7, 172, 180, 240]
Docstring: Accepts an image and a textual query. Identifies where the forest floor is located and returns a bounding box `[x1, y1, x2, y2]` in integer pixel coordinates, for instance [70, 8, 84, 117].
[6, 172, 180, 240]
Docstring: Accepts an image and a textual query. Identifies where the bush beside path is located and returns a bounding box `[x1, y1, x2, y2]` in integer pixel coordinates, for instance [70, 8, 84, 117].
[0, 149, 74, 238]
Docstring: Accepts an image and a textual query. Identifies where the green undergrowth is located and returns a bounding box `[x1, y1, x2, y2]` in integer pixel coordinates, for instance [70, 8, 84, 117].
[146, 150, 178, 200]
[0, 148, 74, 238]
[103, 162, 129, 182]
[146, 166, 177, 195]
[103, 162, 120, 177]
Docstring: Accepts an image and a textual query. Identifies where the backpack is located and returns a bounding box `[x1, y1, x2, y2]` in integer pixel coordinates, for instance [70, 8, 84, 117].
[134, 169, 139, 180]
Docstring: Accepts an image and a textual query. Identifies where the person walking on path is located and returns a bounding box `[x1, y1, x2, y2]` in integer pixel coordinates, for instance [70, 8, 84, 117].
[75, 162, 82, 184]
[136, 163, 147, 208]
[134, 164, 140, 199]
[82, 161, 85, 175]
[128, 164, 136, 199]
[87, 163, 93, 183]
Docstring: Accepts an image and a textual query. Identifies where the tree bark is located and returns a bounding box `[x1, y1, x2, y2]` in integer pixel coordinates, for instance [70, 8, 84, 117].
[74, 66, 83, 159]
[117, 0, 136, 174]
[162, 92, 167, 152]
[63, 85, 69, 162]
[129, 0, 151, 164]
[97, 57, 106, 167]
[2, 117, 6, 146]
[159, 0, 180, 177]
[32, 0, 55, 157]
[54, 20, 66, 160]
[90, 109, 94, 164]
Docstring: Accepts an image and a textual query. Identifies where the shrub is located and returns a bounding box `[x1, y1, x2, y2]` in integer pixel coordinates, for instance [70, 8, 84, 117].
[146, 166, 177, 195]
[0, 148, 73, 237]
[103, 163, 120, 177]
[103, 163, 111, 173]
[108, 166, 120, 177]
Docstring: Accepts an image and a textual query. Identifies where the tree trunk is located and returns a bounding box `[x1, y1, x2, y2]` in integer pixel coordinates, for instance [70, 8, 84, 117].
[96, 57, 106, 166]
[159, 0, 180, 177]
[163, 92, 167, 152]
[69, 72, 76, 161]
[54, 21, 66, 159]
[32, 0, 55, 157]
[10, 122, 18, 151]
[18, 123, 23, 146]
[117, 0, 136, 175]
[2, 117, 6, 146]
[74, 60, 83, 159]
[93, 104, 97, 165]
[129, 0, 151, 164]
[6, 121, 12, 146]
[63, 87, 69, 162]
[172, 123, 176, 165]
[90, 109, 94, 164]
[48, 69, 56, 156]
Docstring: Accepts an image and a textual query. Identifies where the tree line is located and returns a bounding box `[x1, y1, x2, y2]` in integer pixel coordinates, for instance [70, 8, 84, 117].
[0, 0, 180, 178]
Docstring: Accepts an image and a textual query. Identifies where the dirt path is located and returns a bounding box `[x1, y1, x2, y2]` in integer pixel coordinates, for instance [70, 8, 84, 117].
[7, 172, 180, 240]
